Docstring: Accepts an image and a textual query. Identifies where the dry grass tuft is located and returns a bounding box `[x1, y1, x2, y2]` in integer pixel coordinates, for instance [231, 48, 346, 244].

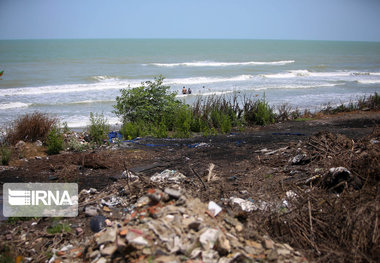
[5, 112, 58, 145]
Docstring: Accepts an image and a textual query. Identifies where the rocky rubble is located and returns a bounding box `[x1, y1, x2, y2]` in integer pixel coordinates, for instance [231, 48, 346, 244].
[47, 182, 307, 263]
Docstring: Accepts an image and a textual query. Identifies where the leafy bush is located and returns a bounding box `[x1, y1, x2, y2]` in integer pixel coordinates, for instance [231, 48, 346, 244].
[113, 76, 181, 125]
[1, 146, 11, 165]
[87, 112, 110, 145]
[121, 121, 147, 140]
[46, 127, 63, 155]
[5, 112, 58, 145]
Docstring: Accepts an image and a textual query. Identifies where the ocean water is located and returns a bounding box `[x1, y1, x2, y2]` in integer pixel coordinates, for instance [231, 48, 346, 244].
[0, 39, 379, 128]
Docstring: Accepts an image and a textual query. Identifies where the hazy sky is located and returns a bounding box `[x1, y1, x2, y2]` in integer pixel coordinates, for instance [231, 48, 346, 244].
[1, 0, 380, 41]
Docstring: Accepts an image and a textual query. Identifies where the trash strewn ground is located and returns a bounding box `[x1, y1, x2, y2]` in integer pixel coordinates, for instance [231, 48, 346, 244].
[0, 111, 379, 263]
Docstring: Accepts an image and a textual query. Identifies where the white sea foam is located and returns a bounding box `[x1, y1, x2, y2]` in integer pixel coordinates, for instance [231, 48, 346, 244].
[91, 75, 120, 82]
[0, 80, 140, 97]
[0, 102, 31, 110]
[165, 75, 253, 85]
[252, 83, 340, 91]
[69, 99, 115, 105]
[149, 60, 295, 67]
[64, 115, 120, 128]
[357, 79, 380, 84]
[263, 70, 380, 79]
[176, 90, 235, 98]
[0, 75, 254, 97]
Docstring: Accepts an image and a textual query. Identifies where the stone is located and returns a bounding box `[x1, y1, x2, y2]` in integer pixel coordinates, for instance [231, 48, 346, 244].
[75, 227, 83, 235]
[105, 219, 112, 227]
[116, 237, 127, 250]
[199, 228, 219, 250]
[95, 257, 107, 263]
[216, 232, 231, 256]
[5, 234, 12, 240]
[15, 140, 26, 149]
[187, 221, 202, 232]
[235, 223, 243, 232]
[164, 188, 182, 199]
[129, 236, 149, 247]
[96, 227, 117, 245]
[85, 206, 98, 217]
[35, 156, 42, 160]
[246, 240, 263, 250]
[100, 243, 117, 256]
[277, 248, 291, 256]
[35, 140, 43, 147]
[136, 196, 150, 208]
[202, 249, 219, 262]
[264, 239, 274, 249]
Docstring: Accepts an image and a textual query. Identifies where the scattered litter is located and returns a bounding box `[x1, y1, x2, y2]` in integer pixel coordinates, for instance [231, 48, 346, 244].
[150, 169, 186, 183]
[229, 197, 256, 212]
[286, 190, 298, 199]
[188, 142, 210, 148]
[291, 153, 310, 165]
[208, 201, 222, 217]
[121, 170, 139, 181]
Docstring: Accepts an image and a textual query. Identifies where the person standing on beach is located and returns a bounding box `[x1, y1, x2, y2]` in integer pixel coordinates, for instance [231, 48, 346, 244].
[188, 88, 192, 94]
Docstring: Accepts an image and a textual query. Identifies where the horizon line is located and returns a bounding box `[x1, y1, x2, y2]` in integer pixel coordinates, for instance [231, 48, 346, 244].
[0, 37, 379, 43]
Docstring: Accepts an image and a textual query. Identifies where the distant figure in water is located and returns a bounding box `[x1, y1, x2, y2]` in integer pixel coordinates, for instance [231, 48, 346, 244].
[182, 86, 187, 94]
[187, 88, 192, 94]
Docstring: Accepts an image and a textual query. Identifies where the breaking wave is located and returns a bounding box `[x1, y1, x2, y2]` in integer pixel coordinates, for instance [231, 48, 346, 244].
[262, 70, 380, 80]
[0, 102, 31, 110]
[149, 60, 295, 67]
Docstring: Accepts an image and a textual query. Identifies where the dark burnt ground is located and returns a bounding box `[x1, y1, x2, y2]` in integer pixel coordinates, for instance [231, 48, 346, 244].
[0, 111, 379, 192]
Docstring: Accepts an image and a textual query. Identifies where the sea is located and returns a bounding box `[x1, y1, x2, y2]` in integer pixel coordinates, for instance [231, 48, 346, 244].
[0, 39, 380, 129]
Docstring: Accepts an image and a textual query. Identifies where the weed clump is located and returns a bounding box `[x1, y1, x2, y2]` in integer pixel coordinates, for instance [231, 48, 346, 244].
[87, 112, 110, 145]
[5, 112, 58, 145]
[1, 145, 11, 165]
[46, 126, 63, 155]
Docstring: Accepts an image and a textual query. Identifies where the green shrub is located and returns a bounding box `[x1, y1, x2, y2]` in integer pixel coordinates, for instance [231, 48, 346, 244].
[1, 146, 11, 165]
[113, 76, 181, 124]
[220, 114, 232, 134]
[46, 127, 63, 155]
[243, 97, 275, 126]
[154, 120, 169, 138]
[173, 105, 192, 138]
[87, 112, 110, 145]
[190, 117, 201, 133]
[121, 121, 147, 140]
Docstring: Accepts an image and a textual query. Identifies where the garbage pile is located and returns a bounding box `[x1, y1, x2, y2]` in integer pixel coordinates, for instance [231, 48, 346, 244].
[50, 181, 307, 263]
